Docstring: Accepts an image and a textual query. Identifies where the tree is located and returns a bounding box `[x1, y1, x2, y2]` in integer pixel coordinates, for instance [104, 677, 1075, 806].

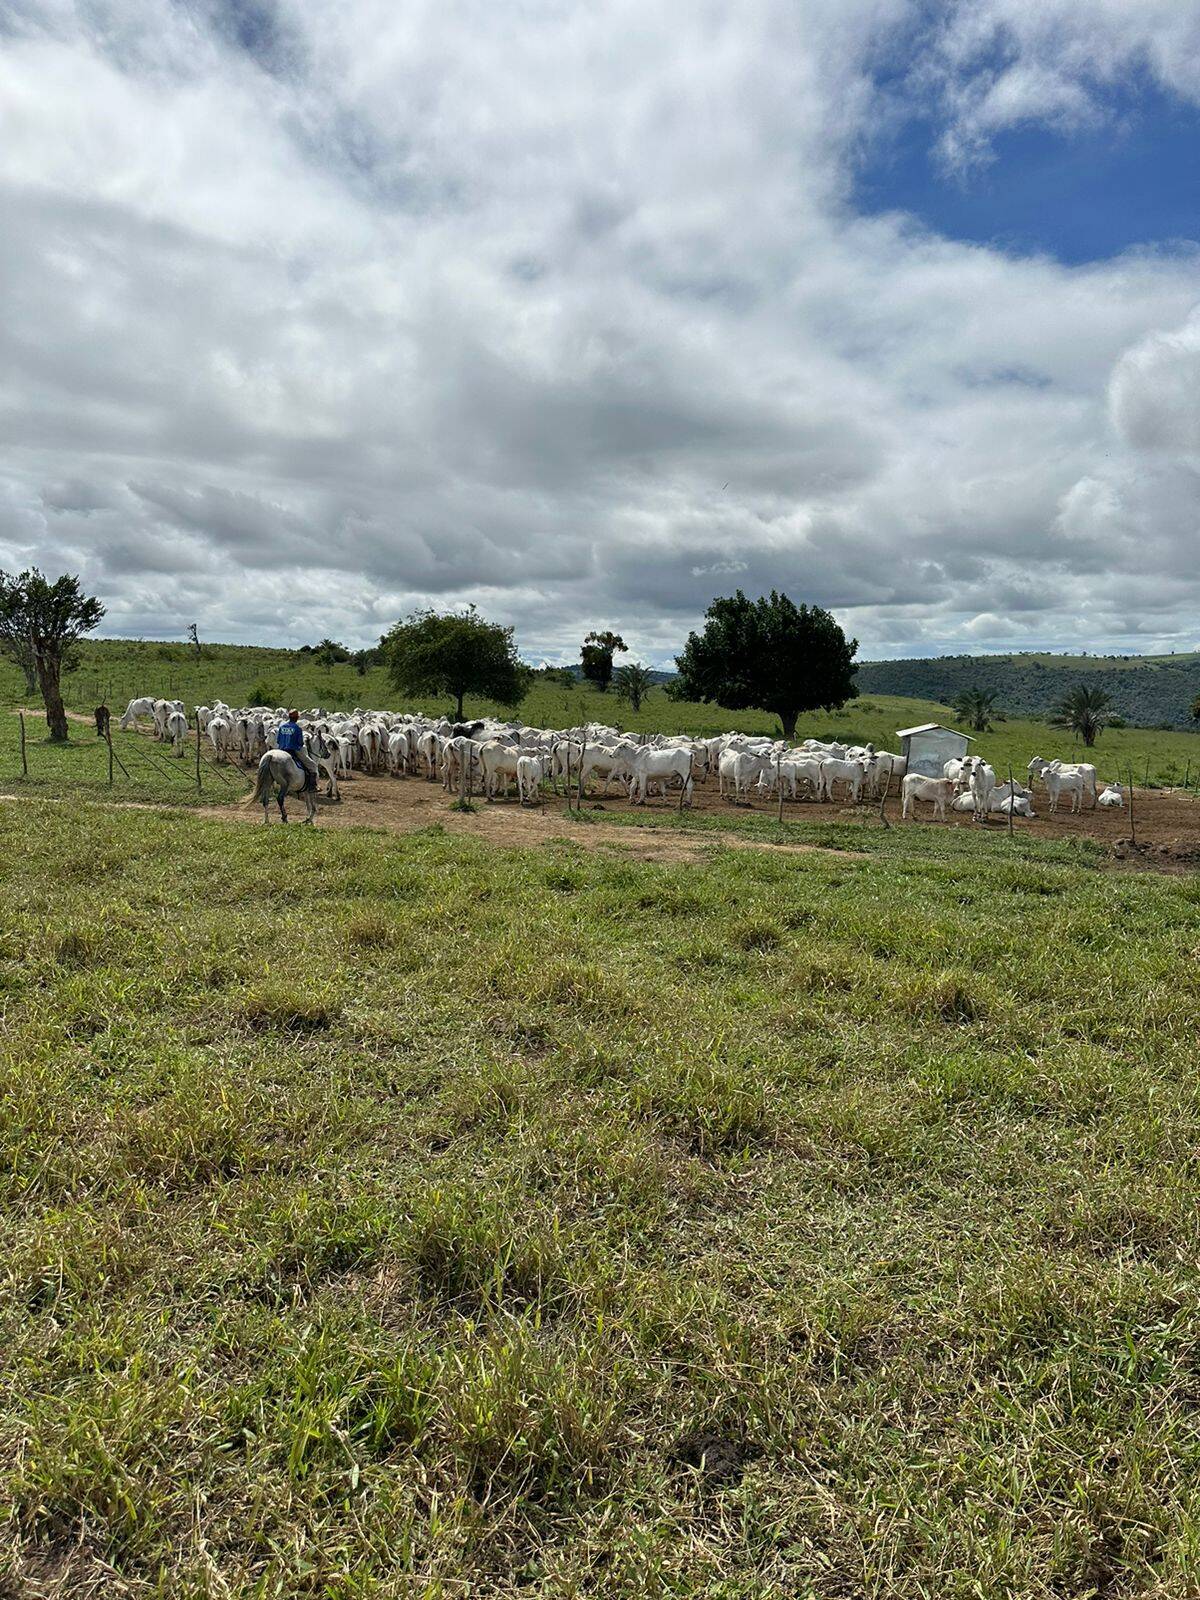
[187, 622, 203, 658]
[672, 590, 857, 741]
[0, 569, 105, 741]
[580, 630, 627, 692]
[613, 662, 654, 713]
[382, 606, 531, 720]
[1051, 684, 1113, 748]
[313, 638, 351, 666]
[1191, 694, 1200, 724]
[953, 687, 998, 732]
[0, 617, 36, 696]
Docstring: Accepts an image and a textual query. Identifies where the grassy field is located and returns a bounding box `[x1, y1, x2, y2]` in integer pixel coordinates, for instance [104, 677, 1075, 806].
[4, 639, 1200, 798]
[1, 798, 1199, 1596]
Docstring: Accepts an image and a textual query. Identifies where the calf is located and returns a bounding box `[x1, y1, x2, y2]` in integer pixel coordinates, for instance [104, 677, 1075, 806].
[516, 753, 545, 805]
[901, 773, 955, 821]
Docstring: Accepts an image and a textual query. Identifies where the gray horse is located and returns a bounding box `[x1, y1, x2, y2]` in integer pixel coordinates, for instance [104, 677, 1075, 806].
[244, 750, 318, 824]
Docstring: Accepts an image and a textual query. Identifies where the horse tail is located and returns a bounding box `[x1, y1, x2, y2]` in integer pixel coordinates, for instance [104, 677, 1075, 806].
[243, 757, 271, 808]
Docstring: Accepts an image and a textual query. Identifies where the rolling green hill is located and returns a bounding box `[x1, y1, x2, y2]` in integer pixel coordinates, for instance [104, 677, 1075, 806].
[855, 651, 1200, 729]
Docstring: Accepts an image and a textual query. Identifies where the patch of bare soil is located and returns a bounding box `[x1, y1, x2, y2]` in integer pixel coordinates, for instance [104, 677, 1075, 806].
[10, 706, 96, 724]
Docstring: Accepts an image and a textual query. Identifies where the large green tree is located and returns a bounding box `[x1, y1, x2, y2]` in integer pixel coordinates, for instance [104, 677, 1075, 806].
[673, 590, 857, 741]
[580, 630, 627, 692]
[1051, 684, 1113, 748]
[0, 568, 105, 741]
[382, 607, 531, 721]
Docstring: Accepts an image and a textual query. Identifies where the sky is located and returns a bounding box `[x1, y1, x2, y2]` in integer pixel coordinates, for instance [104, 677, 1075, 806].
[1, 0, 1199, 666]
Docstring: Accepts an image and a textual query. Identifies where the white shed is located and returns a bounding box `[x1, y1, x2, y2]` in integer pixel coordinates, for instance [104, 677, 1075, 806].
[896, 722, 974, 778]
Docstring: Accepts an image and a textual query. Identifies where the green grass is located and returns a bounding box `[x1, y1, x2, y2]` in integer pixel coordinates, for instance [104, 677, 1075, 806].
[1, 799, 1199, 1596]
[0, 710, 244, 806]
[4, 639, 1200, 798]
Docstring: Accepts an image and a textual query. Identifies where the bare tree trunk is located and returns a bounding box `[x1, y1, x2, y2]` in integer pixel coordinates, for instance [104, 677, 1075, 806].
[35, 652, 69, 741]
[779, 709, 798, 742]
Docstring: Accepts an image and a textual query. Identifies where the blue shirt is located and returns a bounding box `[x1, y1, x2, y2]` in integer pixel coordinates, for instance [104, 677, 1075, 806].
[277, 720, 304, 753]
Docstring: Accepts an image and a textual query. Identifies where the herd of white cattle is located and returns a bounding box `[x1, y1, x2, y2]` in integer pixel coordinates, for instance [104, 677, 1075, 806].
[117, 695, 1126, 820]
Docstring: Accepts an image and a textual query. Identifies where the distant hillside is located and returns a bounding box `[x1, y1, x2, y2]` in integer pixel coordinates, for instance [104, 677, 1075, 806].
[855, 652, 1200, 730]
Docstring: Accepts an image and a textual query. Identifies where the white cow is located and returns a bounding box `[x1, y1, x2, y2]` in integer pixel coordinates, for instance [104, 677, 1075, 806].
[166, 708, 189, 756]
[1029, 757, 1097, 807]
[997, 794, 1036, 818]
[902, 773, 955, 821]
[821, 758, 865, 803]
[206, 715, 233, 762]
[1097, 784, 1125, 808]
[386, 730, 410, 776]
[118, 696, 157, 732]
[479, 739, 521, 800]
[516, 754, 545, 805]
[719, 749, 771, 802]
[1044, 767, 1085, 814]
[629, 746, 694, 807]
[967, 757, 996, 822]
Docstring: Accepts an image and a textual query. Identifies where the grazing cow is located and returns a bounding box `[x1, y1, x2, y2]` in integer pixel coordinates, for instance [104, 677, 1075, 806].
[901, 773, 955, 821]
[118, 696, 157, 732]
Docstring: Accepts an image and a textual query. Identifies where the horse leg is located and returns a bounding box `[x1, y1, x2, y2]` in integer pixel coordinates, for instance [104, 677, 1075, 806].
[277, 786, 288, 823]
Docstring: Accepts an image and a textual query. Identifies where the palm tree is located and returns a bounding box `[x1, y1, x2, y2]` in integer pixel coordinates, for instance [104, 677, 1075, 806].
[953, 687, 998, 732]
[613, 662, 654, 713]
[1051, 684, 1113, 748]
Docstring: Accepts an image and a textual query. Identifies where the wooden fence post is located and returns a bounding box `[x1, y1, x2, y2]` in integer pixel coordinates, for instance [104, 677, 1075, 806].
[195, 713, 202, 792]
[19, 712, 27, 777]
[878, 767, 890, 830]
[776, 751, 783, 824]
[106, 722, 114, 787]
[1127, 765, 1137, 848]
[577, 737, 586, 811]
[1007, 764, 1014, 839]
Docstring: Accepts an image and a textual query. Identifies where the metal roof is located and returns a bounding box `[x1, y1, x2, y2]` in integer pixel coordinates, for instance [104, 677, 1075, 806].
[895, 722, 975, 740]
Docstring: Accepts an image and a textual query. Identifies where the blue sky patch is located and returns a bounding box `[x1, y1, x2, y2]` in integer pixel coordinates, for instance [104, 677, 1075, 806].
[856, 81, 1200, 263]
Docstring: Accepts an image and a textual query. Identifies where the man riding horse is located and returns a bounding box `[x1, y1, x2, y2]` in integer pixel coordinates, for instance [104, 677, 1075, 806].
[276, 710, 319, 790]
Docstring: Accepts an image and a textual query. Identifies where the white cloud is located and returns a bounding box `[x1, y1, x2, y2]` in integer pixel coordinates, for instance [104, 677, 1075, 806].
[0, 0, 1198, 664]
[920, 1, 1200, 168]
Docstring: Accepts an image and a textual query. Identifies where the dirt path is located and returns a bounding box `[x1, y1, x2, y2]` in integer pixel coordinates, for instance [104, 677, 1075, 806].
[10, 706, 96, 724]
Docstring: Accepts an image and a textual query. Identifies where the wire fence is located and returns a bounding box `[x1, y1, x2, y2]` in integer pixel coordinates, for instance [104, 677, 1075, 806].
[2, 710, 250, 804]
